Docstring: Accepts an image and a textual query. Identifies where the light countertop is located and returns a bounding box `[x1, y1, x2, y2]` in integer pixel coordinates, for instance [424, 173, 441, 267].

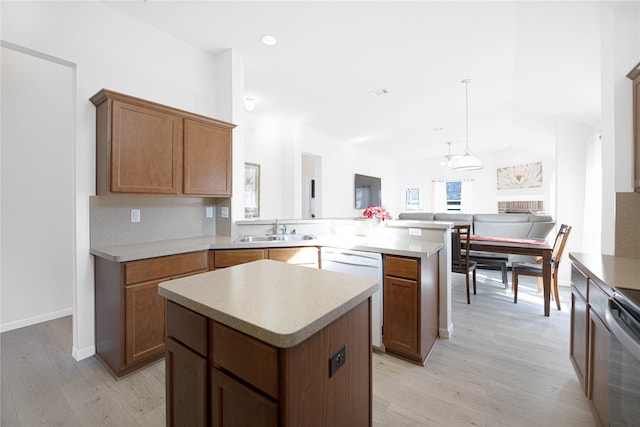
[91, 234, 443, 263]
[158, 259, 378, 348]
[569, 252, 640, 292]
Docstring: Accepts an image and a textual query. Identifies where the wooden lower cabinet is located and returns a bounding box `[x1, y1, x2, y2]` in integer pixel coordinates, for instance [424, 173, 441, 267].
[213, 247, 320, 269]
[569, 262, 612, 427]
[94, 251, 208, 378]
[383, 253, 439, 365]
[165, 299, 371, 427]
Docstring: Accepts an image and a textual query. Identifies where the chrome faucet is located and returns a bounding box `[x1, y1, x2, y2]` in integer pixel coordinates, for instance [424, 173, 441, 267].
[274, 219, 287, 237]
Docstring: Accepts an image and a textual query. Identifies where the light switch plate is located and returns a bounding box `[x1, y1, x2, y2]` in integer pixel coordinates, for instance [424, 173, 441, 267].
[205, 206, 214, 218]
[221, 207, 229, 218]
[131, 209, 141, 223]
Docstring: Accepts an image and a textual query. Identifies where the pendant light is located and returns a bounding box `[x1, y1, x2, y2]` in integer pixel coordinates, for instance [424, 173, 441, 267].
[453, 79, 484, 171]
[441, 141, 456, 167]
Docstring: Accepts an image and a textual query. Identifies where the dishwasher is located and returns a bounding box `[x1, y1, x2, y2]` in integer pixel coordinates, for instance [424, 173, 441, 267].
[320, 247, 383, 349]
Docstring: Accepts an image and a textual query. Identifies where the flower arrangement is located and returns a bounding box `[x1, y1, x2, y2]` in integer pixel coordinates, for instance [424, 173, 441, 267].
[362, 206, 391, 222]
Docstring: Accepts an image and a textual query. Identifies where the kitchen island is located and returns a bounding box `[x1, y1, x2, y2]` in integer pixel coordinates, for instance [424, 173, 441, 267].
[158, 259, 378, 427]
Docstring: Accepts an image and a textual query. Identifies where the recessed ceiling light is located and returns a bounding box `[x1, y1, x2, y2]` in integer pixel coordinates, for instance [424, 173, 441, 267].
[261, 35, 277, 46]
[368, 89, 389, 97]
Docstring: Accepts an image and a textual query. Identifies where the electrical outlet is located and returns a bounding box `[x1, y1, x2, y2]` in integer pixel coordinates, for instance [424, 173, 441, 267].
[408, 228, 422, 236]
[131, 209, 141, 223]
[221, 207, 229, 218]
[205, 206, 214, 218]
[329, 345, 346, 378]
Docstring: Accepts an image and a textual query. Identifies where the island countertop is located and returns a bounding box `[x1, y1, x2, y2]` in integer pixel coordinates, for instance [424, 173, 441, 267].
[158, 259, 379, 348]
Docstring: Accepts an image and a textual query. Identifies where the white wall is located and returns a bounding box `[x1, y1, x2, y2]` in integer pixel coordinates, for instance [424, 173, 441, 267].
[1, 1, 219, 359]
[245, 115, 398, 219]
[397, 147, 555, 216]
[1, 46, 75, 331]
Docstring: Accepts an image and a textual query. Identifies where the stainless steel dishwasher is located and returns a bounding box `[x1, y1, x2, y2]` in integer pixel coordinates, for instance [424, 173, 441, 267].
[320, 247, 383, 349]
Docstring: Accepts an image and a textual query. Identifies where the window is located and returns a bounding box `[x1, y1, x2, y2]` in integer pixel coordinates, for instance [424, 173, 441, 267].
[446, 181, 461, 212]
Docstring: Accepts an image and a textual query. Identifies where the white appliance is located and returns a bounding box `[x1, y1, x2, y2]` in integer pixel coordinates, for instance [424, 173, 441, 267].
[320, 247, 383, 349]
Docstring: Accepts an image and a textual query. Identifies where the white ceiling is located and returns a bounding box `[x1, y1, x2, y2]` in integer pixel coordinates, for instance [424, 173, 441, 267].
[106, 1, 611, 161]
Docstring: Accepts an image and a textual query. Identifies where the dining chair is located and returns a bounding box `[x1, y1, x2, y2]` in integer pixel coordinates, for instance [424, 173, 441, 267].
[512, 224, 572, 309]
[451, 224, 477, 304]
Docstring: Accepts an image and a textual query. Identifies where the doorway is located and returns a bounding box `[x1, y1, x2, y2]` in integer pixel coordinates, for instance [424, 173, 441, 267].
[301, 153, 321, 218]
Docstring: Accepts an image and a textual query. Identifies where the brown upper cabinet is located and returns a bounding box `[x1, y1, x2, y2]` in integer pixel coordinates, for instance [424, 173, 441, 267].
[627, 63, 640, 193]
[90, 89, 235, 197]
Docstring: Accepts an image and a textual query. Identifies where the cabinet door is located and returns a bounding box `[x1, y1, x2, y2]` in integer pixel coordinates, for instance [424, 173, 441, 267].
[165, 337, 207, 427]
[589, 309, 610, 427]
[383, 276, 418, 358]
[633, 74, 640, 192]
[125, 280, 166, 366]
[570, 287, 589, 392]
[184, 119, 232, 196]
[111, 100, 183, 194]
[212, 368, 278, 427]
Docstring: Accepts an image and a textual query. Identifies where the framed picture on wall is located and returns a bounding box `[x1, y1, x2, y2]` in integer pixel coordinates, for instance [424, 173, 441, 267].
[244, 163, 260, 219]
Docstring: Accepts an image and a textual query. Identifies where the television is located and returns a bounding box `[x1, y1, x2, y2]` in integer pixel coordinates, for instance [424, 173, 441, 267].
[354, 173, 382, 209]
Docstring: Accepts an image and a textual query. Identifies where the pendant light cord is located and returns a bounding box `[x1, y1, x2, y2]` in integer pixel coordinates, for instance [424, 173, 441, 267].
[463, 79, 470, 154]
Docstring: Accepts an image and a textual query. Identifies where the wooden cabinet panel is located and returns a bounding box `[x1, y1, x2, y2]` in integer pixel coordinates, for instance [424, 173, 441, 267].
[384, 255, 418, 280]
[125, 280, 166, 366]
[268, 247, 319, 268]
[214, 249, 265, 268]
[383, 276, 418, 358]
[91, 89, 235, 197]
[628, 64, 640, 192]
[589, 309, 610, 427]
[184, 119, 232, 196]
[212, 323, 279, 399]
[166, 300, 209, 357]
[125, 251, 208, 285]
[570, 286, 588, 391]
[571, 264, 588, 301]
[166, 337, 208, 427]
[212, 368, 278, 427]
[110, 100, 183, 194]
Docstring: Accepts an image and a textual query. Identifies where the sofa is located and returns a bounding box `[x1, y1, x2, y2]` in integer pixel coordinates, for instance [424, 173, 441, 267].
[397, 212, 556, 280]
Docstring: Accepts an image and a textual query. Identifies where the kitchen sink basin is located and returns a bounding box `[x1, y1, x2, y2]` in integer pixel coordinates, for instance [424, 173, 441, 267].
[233, 234, 316, 243]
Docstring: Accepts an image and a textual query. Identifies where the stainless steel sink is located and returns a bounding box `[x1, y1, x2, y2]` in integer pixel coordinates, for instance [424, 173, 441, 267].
[233, 234, 315, 243]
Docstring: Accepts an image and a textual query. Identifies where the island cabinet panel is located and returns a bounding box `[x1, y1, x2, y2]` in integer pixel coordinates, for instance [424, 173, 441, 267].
[183, 119, 232, 196]
[165, 337, 208, 427]
[94, 251, 208, 378]
[91, 89, 235, 197]
[383, 254, 439, 365]
[165, 298, 372, 427]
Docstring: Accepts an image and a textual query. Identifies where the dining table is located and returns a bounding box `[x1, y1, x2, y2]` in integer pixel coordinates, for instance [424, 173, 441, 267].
[466, 235, 554, 316]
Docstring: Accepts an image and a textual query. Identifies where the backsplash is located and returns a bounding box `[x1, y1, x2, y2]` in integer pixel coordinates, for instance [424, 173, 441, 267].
[616, 192, 640, 257]
[90, 196, 217, 247]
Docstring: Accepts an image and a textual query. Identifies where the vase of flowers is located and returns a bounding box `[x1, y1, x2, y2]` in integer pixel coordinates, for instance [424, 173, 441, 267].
[362, 206, 390, 238]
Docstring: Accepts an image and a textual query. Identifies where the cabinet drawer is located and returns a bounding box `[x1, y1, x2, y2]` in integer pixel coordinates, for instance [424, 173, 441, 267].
[214, 249, 265, 268]
[212, 322, 278, 399]
[166, 300, 209, 357]
[571, 264, 588, 300]
[589, 280, 611, 323]
[384, 255, 418, 280]
[125, 251, 208, 285]
[268, 247, 319, 267]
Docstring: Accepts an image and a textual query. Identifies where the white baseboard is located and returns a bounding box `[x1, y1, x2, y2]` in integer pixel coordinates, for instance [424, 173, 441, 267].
[440, 323, 454, 339]
[0, 307, 73, 333]
[73, 344, 95, 361]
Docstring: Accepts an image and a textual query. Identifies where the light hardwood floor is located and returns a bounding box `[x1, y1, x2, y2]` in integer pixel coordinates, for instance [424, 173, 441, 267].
[1, 270, 595, 427]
